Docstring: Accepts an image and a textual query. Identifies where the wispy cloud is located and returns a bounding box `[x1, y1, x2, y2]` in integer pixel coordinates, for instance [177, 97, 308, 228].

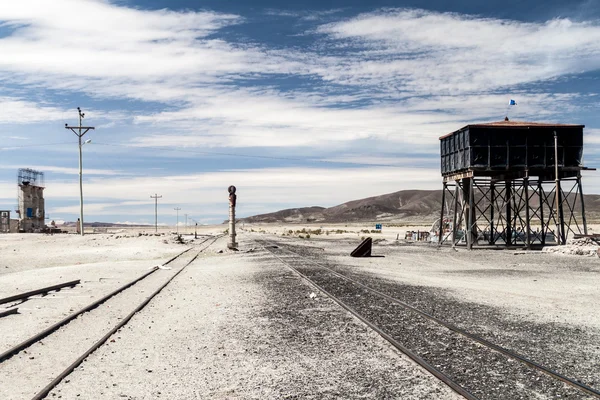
[0, 96, 73, 123]
[0, 1, 306, 103]
[1, 3, 599, 223]
[315, 9, 600, 94]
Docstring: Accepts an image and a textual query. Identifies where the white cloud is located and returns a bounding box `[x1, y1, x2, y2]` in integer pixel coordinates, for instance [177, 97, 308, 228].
[315, 9, 600, 93]
[0, 1, 306, 102]
[132, 90, 457, 147]
[0, 97, 74, 123]
[1, 4, 597, 152]
[1, 4, 600, 224]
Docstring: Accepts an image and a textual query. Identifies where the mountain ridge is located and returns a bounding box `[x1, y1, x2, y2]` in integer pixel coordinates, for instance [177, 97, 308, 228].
[240, 189, 600, 224]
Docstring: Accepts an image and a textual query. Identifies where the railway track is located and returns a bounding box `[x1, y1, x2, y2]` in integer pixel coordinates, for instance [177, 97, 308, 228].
[0, 234, 223, 400]
[0, 279, 81, 306]
[256, 238, 599, 400]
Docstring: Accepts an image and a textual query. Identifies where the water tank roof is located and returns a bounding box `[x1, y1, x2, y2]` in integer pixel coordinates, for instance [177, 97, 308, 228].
[439, 120, 585, 140]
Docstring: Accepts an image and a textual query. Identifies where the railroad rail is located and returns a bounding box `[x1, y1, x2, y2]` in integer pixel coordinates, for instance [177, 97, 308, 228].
[0, 279, 80, 306]
[31, 233, 224, 400]
[0, 308, 18, 318]
[257, 239, 600, 400]
[0, 247, 192, 364]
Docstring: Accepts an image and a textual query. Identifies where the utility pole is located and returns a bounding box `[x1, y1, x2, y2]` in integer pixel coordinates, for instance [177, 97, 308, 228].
[65, 107, 95, 237]
[174, 207, 181, 234]
[184, 214, 188, 234]
[151, 194, 162, 233]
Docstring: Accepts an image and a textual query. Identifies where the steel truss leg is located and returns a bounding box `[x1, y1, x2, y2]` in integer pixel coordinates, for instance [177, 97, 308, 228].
[467, 178, 475, 249]
[557, 180, 566, 244]
[524, 177, 531, 249]
[538, 180, 546, 246]
[578, 174, 588, 235]
[452, 182, 459, 247]
[490, 182, 495, 245]
[505, 180, 512, 247]
[438, 182, 446, 246]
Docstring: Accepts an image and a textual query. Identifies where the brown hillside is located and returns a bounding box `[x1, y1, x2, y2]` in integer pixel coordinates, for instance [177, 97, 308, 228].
[241, 189, 600, 224]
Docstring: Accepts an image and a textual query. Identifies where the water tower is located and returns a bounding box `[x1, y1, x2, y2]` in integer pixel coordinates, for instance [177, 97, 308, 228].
[437, 120, 593, 249]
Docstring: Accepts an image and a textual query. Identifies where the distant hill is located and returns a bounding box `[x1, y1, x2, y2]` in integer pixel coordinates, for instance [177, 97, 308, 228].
[241, 190, 443, 223]
[240, 189, 600, 224]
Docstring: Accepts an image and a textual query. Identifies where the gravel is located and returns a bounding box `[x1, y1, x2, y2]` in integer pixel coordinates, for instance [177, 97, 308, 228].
[32, 235, 460, 399]
[260, 236, 600, 399]
[3, 229, 597, 399]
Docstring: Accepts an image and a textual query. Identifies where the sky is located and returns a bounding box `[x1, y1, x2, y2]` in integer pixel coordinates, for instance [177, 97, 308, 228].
[1, 0, 600, 226]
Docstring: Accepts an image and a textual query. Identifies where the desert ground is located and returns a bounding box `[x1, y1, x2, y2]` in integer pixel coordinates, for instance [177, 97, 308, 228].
[0, 224, 599, 399]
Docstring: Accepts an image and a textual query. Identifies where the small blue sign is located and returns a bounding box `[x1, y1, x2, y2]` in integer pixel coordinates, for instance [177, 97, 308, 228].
[375, 224, 382, 230]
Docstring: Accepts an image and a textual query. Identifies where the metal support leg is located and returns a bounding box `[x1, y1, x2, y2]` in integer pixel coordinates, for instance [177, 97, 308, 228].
[538, 180, 545, 246]
[577, 174, 588, 235]
[469, 177, 476, 249]
[464, 178, 473, 250]
[557, 180, 566, 244]
[524, 178, 531, 249]
[490, 182, 495, 245]
[505, 180, 512, 247]
[438, 182, 446, 246]
[452, 182, 459, 247]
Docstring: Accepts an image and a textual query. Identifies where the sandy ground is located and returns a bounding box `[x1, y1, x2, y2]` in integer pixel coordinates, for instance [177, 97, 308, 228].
[0, 228, 598, 398]
[0, 232, 460, 399]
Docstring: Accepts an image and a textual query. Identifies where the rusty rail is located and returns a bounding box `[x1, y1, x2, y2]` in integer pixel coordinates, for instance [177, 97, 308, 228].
[0, 248, 191, 364]
[0, 308, 18, 318]
[0, 280, 80, 305]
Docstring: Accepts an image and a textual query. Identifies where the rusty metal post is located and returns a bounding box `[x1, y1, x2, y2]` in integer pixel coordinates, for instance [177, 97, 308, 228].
[228, 185, 238, 249]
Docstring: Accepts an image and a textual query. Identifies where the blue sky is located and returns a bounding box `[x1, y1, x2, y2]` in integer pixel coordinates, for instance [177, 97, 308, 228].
[1, 0, 600, 225]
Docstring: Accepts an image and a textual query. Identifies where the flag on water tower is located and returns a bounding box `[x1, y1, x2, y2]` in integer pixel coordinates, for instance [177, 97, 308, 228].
[505, 99, 518, 120]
